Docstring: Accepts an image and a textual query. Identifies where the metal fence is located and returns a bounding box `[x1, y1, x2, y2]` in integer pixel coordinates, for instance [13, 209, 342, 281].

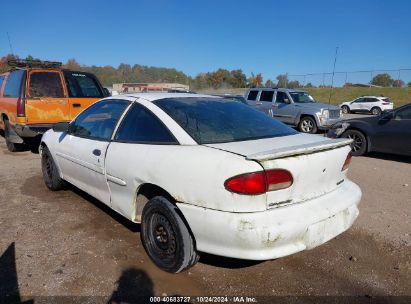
[285, 69, 411, 87]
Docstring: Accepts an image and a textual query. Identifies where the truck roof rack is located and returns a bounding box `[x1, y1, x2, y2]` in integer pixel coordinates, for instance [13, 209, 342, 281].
[8, 59, 62, 69]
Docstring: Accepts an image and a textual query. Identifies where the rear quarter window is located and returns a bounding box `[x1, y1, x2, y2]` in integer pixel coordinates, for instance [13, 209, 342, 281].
[3, 70, 25, 98]
[29, 71, 64, 98]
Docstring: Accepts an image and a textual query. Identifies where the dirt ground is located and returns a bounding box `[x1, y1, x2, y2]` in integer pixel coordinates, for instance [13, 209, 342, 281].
[0, 135, 410, 302]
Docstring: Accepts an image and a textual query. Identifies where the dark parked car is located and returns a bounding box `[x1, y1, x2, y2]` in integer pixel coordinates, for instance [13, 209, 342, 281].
[327, 103, 411, 156]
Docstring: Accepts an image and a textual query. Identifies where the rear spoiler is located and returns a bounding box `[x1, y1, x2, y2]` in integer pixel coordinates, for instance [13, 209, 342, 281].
[246, 138, 352, 161]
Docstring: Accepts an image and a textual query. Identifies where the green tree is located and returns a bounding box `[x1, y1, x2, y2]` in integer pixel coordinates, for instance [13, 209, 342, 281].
[287, 80, 300, 89]
[370, 73, 394, 87]
[276, 74, 288, 88]
[392, 79, 404, 87]
[265, 79, 275, 87]
[407, 82, 411, 87]
[305, 82, 314, 88]
[229, 69, 247, 88]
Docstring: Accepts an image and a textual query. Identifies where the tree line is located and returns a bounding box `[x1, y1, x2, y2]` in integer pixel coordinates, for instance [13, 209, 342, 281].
[1, 54, 410, 89]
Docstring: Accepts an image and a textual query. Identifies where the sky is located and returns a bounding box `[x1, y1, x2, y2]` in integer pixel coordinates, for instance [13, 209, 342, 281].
[1, 0, 411, 84]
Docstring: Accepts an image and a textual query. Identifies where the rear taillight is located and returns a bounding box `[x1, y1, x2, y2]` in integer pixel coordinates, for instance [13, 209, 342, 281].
[341, 152, 352, 171]
[17, 97, 25, 117]
[224, 169, 293, 195]
[382, 102, 391, 105]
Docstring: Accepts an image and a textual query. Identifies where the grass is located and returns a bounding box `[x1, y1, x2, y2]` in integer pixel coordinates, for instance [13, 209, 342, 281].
[199, 87, 411, 108]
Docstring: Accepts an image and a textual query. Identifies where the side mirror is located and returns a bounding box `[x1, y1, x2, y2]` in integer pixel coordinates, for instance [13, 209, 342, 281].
[380, 111, 393, 120]
[284, 98, 290, 104]
[52, 122, 70, 133]
[103, 88, 111, 97]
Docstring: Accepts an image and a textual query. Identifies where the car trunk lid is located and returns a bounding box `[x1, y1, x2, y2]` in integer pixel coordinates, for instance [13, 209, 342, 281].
[206, 134, 352, 209]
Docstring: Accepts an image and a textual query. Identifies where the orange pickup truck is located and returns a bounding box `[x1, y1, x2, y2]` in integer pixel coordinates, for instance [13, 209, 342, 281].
[0, 60, 109, 152]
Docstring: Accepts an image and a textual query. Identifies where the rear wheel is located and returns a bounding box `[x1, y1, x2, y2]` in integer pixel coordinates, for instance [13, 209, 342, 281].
[341, 105, 350, 114]
[342, 129, 367, 156]
[4, 119, 25, 152]
[371, 107, 382, 115]
[298, 116, 318, 133]
[41, 146, 65, 190]
[141, 197, 199, 273]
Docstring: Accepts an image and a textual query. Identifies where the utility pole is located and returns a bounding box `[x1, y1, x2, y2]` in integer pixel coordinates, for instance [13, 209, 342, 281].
[328, 47, 339, 104]
[7, 32, 14, 55]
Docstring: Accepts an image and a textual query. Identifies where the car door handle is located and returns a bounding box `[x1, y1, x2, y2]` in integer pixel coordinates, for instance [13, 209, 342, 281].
[256, 102, 262, 105]
[72, 103, 81, 108]
[92, 149, 101, 156]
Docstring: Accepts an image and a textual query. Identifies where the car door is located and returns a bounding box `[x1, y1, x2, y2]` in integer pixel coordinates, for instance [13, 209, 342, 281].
[350, 98, 365, 111]
[371, 105, 411, 155]
[105, 103, 179, 220]
[25, 70, 70, 124]
[257, 90, 275, 116]
[365, 98, 379, 112]
[272, 91, 295, 124]
[54, 99, 130, 204]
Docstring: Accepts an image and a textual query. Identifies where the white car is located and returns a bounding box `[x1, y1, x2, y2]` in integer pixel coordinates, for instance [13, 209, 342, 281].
[340, 96, 394, 115]
[40, 93, 362, 273]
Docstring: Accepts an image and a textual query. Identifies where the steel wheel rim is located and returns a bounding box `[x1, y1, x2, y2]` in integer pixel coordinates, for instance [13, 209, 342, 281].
[149, 213, 176, 258]
[301, 119, 313, 132]
[342, 107, 348, 114]
[372, 108, 379, 115]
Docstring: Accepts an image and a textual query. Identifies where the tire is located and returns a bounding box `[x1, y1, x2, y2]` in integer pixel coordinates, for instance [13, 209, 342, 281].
[298, 116, 318, 133]
[141, 197, 199, 273]
[41, 146, 65, 191]
[371, 107, 382, 115]
[4, 120, 25, 152]
[342, 129, 367, 156]
[341, 105, 350, 114]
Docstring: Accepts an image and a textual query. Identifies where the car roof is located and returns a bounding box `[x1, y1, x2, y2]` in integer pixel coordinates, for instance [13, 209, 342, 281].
[249, 88, 305, 92]
[118, 92, 217, 102]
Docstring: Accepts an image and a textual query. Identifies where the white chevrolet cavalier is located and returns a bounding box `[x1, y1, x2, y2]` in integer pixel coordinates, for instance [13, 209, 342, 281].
[40, 93, 362, 273]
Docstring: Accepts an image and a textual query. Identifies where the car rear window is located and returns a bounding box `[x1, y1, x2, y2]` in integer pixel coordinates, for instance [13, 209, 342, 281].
[29, 71, 64, 98]
[154, 98, 297, 144]
[64, 72, 104, 98]
[3, 70, 25, 98]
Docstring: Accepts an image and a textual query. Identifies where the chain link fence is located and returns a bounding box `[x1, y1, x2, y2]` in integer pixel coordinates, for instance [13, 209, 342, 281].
[286, 69, 411, 87]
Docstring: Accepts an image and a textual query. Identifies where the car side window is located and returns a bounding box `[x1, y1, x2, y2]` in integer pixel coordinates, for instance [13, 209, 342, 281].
[115, 103, 177, 144]
[70, 99, 130, 140]
[29, 71, 64, 98]
[395, 106, 411, 120]
[247, 90, 259, 101]
[275, 91, 288, 103]
[64, 71, 104, 98]
[260, 90, 274, 102]
[353, 98, 364, 103]
[3, 70, 25, 98]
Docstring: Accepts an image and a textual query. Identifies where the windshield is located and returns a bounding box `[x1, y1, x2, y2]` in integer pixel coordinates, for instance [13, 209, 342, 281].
[289, 91, 315, 103]
[154, 98, 297, 144]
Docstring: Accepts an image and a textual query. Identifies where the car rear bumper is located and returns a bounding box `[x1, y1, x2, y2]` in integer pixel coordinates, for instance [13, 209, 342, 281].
[14, 124, 54, 138]
[177, 180, 361, 260]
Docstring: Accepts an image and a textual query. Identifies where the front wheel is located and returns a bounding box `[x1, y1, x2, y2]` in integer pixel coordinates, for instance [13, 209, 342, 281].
[298, 116, 318, 133]
[341, 105, 350, 114]
[141, 197, 199, 273]
[342, 129, 367, 156]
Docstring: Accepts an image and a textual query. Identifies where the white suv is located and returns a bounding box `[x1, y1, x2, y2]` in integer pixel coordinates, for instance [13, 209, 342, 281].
[339, 96, 394, 115]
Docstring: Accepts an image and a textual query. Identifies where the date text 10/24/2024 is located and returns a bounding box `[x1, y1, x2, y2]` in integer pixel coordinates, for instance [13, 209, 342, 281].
[150, 296, 257, 303]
